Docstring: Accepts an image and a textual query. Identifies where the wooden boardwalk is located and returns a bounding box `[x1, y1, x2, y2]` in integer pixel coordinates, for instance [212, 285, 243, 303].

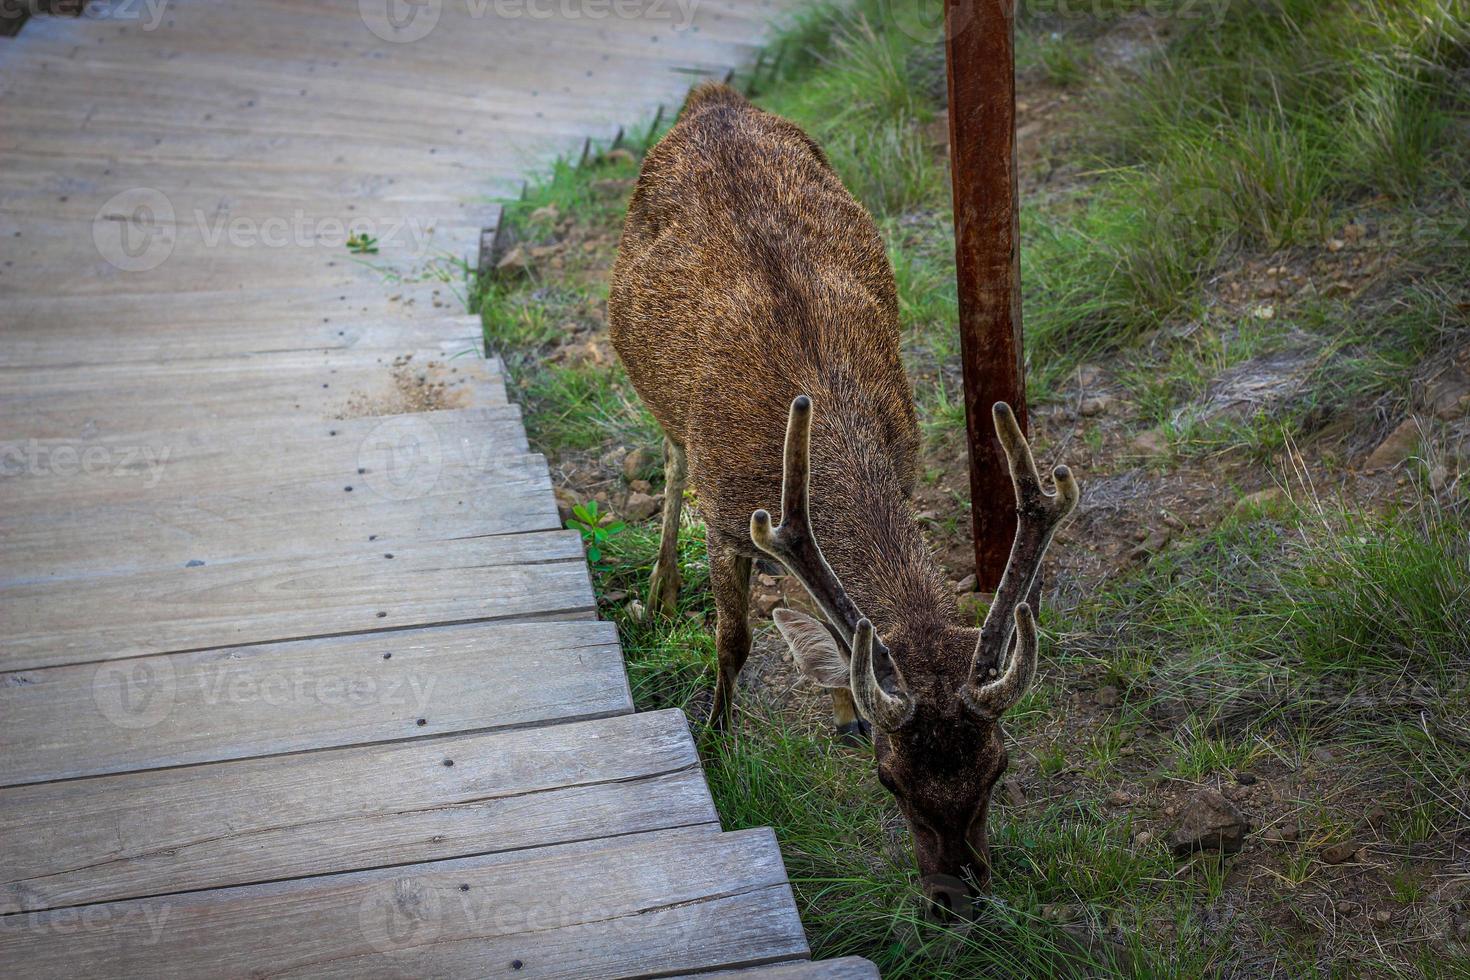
[0, 2, 876, 976]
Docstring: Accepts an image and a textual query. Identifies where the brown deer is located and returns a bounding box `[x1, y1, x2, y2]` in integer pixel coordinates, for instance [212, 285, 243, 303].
[608, 84, 1078, 912]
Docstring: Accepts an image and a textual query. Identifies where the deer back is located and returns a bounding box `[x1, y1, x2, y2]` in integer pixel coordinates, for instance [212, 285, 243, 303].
[609, 84, 919, 543]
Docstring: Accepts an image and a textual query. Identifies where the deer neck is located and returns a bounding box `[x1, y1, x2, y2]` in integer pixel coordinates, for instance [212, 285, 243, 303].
[805, 406, 951, 639]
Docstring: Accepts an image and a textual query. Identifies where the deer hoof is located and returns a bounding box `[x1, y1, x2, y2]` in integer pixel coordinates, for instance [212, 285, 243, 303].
[834, 719, 871, 747]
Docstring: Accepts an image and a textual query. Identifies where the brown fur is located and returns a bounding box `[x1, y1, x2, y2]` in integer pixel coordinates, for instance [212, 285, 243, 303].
[609, 85, 1008, 910]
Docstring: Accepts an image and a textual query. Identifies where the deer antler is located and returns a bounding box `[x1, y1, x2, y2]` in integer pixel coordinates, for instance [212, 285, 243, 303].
[962, 402, 1079, 720]
[751, 395, 914, 731]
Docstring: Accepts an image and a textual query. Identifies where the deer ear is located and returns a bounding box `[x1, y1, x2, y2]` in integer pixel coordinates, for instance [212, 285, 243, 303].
[773, 608, 849, 688]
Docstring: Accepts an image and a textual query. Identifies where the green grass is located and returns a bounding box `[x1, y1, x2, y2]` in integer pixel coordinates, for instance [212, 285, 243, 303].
[477, 1, 1470, 973]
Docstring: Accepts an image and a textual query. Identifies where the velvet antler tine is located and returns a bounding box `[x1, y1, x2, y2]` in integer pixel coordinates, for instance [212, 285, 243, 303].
[965, 403, 1078, 717]
[750, 396, 914, 731]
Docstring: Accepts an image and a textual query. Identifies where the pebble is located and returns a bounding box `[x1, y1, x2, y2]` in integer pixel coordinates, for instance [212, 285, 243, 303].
[1236, 772, 1257, 786]
[1095, 685, 1121, 708]
[954, 573, 978, 594]
[1320, 839, 1360, 865]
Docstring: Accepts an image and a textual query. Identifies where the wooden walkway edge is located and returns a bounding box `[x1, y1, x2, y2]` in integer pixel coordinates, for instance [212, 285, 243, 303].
[0, 2, 877, 976]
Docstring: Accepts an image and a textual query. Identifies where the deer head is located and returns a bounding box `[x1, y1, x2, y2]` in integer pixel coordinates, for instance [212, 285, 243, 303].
[752, 395, 1078, 916]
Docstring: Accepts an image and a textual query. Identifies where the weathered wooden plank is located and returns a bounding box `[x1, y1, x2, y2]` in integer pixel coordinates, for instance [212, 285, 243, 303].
[1, 452, 558, 582]
[0, 827, 806, 979]
[0, 406, 527, 512]
[678, 957, 882, 979]
[0, 528, 594, 671]
[0, 618, 628, 786]
[0, 305, 484, 366]
[0, 709, 726, 914]
[0, 347, 505, 440]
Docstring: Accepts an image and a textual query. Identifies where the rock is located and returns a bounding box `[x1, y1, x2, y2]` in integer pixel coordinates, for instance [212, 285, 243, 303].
[1080, 395, 1113, 417]
[1276, 821, 1300, 844]
[1168, 789, 1250, 856]
[1372, 909, 1393, 927]
[625, 599, 647, 622]
[1002, 777, 1026, 807]
[757, 574, 778, 588]
[1364, 805, 1388, 829]
[528, 204, 560, 224]
[553, 487, 579, 524]
[1107, 789, 1132, 806]
[1418, 362, 1470, 420]
[752, 591, 782, 618]
[1364, 417, 1421, 470]
[1335, 900, 1353, 915]
[622, 446, 656, 482]
[1235, 772, 1257, 786]
[1134, 830, 1155, 848]
[1162, 512, 1185, 530]
[1233, 486, 1286, 516]
[954, 573, 977, 594]
[1095, 685, 1121, 708]
[628, 478, 652, 494]
[621, 491, 662, 522]
[1130, 428, 1168, 456]
[495, 245, 532, 275]
[1320, 839, 1360, 865]
[1128, 529, 1171, 563]
[1311, 746, 1336, 764]
[956, 591, 988, 623]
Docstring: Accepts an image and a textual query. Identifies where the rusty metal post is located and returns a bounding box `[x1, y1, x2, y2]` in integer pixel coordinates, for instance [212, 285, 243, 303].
[945, 0, 1025, 590]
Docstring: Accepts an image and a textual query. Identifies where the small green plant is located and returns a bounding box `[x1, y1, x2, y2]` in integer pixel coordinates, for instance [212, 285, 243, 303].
[346, 231, 379, 254]
[564, 500, 625, 564]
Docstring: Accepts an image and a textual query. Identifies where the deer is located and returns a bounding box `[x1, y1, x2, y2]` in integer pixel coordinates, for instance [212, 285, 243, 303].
[608, 83, 1079, 914]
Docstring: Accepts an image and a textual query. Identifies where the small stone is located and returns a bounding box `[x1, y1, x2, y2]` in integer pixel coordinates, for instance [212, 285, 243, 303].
[622, 447, 656, 482]
[752, 591, 782, 618]
[1364, 805, 1388, 829]
[1128, 529, 1171, 563]
[956, 591, 987, 623]
[1095, 685, 1121, 708]
[1161, 513, 1185, 530]
[1080, 395, 1112, 417]
[1133, 528, 1150, 542]
[1372, 909, 1393, 926]
[1336, 900, 1353, 915]
[1276, 822, 1300, 843]
[553, 487, 579, 524]
[1130, 428, 1168, 455]
[954, 573, 978, 594]
[621, 491, 662, 522]
[1168, 789, 1250, 856]
[495, 245, 531, 275]
[1320, 839, 1360, 864]
[1235, 772, 1257, 786]
[1310, 746, 1336, 764]
[1107, 789, 1132, 806]
[1134, 830, 1155, 847]
[1002, 777, 1026, 807]
[1233, 487, 1285, 516]
[1364, 417, 1421, 470]
[757, 574, 778, 588]
[1326, 238, 1346, 253]
[528, 203, 560, 224]
[625, 599, 647, 622]
[629, 478, 652, 494]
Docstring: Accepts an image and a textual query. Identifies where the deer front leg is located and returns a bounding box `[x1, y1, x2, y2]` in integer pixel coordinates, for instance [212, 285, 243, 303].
[708, 544, 753, 730]
[648, 438, 686, 617]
